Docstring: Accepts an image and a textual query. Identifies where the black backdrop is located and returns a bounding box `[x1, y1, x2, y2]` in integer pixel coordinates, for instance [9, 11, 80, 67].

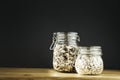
[0, 0, 120, 69]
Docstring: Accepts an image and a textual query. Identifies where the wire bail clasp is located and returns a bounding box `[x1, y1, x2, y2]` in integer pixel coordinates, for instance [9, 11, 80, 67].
[49, 33, 57, 50]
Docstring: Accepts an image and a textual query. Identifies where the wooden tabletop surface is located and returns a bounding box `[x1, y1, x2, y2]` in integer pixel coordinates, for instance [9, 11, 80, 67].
[0, 68, 120, 80]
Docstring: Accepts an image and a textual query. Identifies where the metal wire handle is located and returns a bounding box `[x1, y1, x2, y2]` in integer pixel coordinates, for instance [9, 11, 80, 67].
[77, 35, 80, 42]
[49, 33, 57, 50]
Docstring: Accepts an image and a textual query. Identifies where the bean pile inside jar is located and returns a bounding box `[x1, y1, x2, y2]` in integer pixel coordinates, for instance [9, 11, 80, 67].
[53, 45, 79, 72]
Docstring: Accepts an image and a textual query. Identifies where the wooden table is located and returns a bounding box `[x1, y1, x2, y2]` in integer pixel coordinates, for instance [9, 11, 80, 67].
[0, 68, 120, 80]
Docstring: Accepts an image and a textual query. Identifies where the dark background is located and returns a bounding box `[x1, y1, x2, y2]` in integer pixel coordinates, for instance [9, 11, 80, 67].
[0, 0, 120, 69]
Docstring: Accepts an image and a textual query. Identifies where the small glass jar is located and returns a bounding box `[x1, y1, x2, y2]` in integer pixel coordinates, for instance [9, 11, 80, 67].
[75, 46, 103, 74]
[50, 32, 80, 72]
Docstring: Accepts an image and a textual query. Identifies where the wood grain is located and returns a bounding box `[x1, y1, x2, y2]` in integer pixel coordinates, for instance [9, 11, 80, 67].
[0, 68, 120, 80]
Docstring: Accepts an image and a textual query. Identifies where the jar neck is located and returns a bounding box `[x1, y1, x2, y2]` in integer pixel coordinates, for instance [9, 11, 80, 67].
[90, 46, 102, 55]
[79, 46, 102, 56]
[57, 32, 79, 46]
[50, 32, 80, 50]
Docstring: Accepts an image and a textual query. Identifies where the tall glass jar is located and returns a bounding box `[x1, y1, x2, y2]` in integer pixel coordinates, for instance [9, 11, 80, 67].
[75, 46, 103, 74]
[50, 32, 80, 72]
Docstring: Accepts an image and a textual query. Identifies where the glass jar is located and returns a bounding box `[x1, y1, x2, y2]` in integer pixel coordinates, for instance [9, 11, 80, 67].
[50, 32, 80, 72]
[75, 46, 103, 74]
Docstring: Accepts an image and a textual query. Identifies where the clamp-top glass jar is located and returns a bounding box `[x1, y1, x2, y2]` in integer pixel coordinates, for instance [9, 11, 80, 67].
[50, 32, 80, 72]
[75, 46, 104, 74]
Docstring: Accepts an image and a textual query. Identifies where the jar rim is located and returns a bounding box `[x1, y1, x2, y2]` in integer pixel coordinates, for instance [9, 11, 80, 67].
[80, 52, 102, 55]
[68, 32, 78, 34]
[90, 46, 101, 49]
[53, 32, 78, 34]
